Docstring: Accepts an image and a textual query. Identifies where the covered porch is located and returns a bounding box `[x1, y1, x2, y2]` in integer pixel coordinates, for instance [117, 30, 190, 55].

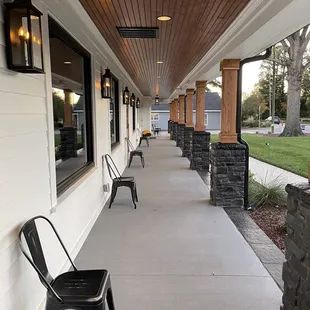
[75, 135, 281, 309]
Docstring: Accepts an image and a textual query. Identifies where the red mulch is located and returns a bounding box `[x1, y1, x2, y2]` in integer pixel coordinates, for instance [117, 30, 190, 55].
[249, 206, 287, 251]
[261, 133, 310, 137]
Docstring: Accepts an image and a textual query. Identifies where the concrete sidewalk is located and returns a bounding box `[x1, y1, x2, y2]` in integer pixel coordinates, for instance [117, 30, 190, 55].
[75, 136, 282, 310]
[250, 157, 307, 186]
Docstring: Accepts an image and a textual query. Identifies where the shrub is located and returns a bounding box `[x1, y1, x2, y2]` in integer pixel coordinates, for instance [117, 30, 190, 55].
[302, 119, 310, 124]
[248, 175, 287, 209]
[260, 121, 272, 128]
[242, 117, 259, 128]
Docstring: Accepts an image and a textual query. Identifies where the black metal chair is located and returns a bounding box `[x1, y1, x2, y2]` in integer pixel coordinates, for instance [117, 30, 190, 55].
[18, 216, 116, 310]
[104, 154, 138, 209]
[126, 138, 145, 168]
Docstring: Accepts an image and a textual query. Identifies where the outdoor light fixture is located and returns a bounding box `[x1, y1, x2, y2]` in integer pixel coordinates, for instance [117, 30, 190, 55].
[130, 93, 136, 107]
[4, 0, 44, 73]
[101, 68, 112, 99]
[156, 61, 163, 64]
[155, 95, 159, 105]
[136, 97, 140, 109]
[123, 86, 130, 105]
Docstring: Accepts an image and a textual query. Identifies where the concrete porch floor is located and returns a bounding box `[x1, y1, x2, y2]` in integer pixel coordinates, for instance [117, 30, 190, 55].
[75, 135, 282, 310]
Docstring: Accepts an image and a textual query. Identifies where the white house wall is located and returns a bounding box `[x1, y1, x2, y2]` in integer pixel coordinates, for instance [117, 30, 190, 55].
[0, 0, 143, 309]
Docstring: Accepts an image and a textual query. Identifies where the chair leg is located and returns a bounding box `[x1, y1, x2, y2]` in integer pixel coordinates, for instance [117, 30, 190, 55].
[106, 275, 116, 310]
[109, 184, 117, 209]
[138, 137, 142, 147]
[130, 185, 137, 209]
[139, 154, 144, 168]
[134, 184, 138, 202]
[146, 138, 149, 147]
[128, 152, 134, 168]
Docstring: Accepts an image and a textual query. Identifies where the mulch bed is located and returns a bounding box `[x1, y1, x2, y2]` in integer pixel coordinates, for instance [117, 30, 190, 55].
[249, 206, 287, 252]
[261, 133, 310, 137]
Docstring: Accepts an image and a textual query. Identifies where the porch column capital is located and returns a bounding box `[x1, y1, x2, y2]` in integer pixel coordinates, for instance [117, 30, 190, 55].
[186, 89, 194, 128]
[195, 80, 207, 132]
[220, 59, 240, 70]
[178, 94, 185, 124]
[219, 59, 240, 143]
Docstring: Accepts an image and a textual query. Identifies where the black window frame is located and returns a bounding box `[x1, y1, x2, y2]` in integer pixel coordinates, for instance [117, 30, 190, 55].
[48, 17, 94, 196]
[110, 74, 120, 149]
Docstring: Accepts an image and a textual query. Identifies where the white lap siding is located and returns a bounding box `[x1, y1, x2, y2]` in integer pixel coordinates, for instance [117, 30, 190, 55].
[0, 1, 141, 309]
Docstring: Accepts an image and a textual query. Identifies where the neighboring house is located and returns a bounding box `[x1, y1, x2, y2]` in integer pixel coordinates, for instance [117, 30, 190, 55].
[73, 96, 84, 130]
[151, 92, 221, 130]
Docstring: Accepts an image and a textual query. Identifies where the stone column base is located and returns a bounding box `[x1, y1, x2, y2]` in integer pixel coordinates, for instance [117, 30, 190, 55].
[172, 122, 178, 142]
[168, 120, 172, 135]
[190, 131, 210, 171]
[281, 183, 310, 310]
[176, 123, 185, 149]
[182, 126, 194, 158]
[210, 143, 246, 207]
[60, 127, 77, 160]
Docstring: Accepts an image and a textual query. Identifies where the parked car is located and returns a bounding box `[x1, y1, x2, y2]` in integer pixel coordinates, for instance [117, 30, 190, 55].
[265, 116, 280, 124]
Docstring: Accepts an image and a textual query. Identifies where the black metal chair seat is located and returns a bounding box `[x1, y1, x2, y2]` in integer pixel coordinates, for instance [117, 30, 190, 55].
[50, 270, 107, 306]
[126, 138, 145, 168]
[19, 216, 115, 310]
[105, 154, 138, 209]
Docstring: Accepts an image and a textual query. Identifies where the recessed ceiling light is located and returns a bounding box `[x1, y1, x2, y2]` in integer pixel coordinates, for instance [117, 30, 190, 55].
[157, 16, 172, 22]
[156, 61, 163, 64]
[64, 61, 72, 65]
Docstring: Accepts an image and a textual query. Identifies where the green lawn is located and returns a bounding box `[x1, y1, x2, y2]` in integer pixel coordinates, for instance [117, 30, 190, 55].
[211, 133, 310, 178]
[54, 134, 82, 147]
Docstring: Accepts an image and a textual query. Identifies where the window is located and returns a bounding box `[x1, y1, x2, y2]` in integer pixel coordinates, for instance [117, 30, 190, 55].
[132, 105, 136, 130]
[151, 113, 159, 121]
[49, 17, 94, 195]
[110, 77, 120, 146]
[204, 113, 208, 126]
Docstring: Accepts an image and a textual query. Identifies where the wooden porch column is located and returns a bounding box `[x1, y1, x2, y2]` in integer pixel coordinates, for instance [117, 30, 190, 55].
[185, 88, 194, 128]
[219, 59, 240, 143]
[169, 101, 172, 121]
[178, 95, 185, 124]
[195, 81, 207, 132]
[64, 89, 74, 127]
[174, 98, 178, 122]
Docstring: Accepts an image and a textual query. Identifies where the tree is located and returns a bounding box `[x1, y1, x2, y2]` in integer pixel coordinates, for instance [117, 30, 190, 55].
[52, 91, 64, 126]
[242, 87, 267, 120]
[279, 25, 310, 136]
[206, 78, 222, 92]
[257, 45, 287, 119]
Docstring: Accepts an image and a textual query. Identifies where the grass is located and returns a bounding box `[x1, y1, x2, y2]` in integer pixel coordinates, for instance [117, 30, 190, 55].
[211, 133, 310, 178]
[54, 134, 82, 147]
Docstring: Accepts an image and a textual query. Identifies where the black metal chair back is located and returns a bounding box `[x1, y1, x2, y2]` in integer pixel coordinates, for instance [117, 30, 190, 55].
[19, 216, 77, 303]
[105, 154, 122, 181]
[125, 137, 135, 151]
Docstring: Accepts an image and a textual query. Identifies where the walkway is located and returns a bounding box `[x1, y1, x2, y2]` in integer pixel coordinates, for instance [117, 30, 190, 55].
[250, 157, 307, 186]
[75, 136, 282, 310]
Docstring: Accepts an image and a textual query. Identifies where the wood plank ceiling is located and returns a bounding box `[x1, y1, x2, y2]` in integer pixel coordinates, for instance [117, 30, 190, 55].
[80, 0, 250, 99]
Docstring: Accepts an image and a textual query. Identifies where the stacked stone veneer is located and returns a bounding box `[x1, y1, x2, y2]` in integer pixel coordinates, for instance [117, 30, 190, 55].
[168, 120, 172, 135]
[210, 143, 246, 207]
[182, 127, 194, 158]
[60, 127, 77, 160]
[281, 183, 310, 310]
[176, 124, 185, 149]
[172, 122, 178, 142]
[190, 131, 210, 170]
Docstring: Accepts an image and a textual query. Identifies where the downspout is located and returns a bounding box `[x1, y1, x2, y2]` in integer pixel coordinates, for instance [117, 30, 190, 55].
[236, 47, 272, 209]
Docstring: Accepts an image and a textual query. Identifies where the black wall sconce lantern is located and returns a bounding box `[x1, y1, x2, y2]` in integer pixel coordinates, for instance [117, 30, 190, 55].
[4, 0, 44, 73]
[130, 93, 136, 107]
[136, 97, 140, 109]
[123, 86, 130, 105]
[101, 68, 112, 98]
[155, 95, 159, 105]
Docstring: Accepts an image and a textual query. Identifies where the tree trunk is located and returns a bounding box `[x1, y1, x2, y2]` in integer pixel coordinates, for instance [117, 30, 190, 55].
[279, 30, 308, 137]
[280, 75, 303, 136]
